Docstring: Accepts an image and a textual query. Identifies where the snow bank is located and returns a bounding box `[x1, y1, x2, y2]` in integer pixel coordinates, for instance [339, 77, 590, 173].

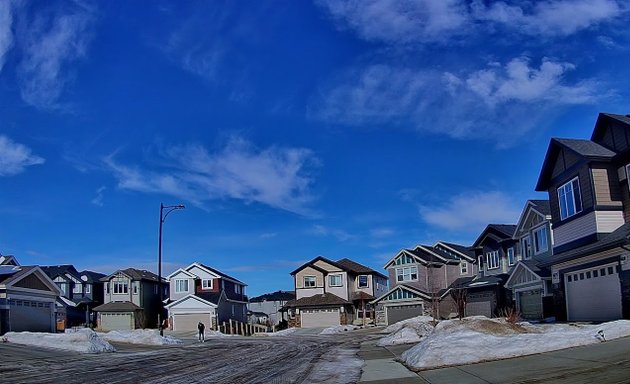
[382, 316, 434, 334]
[255, 327, 298, 337]
[378, 316, 435, 346]
[3, 329, 115, 353]
[320, 325, 358, 335]
[401, 317, 630, 370]
[100, 329, 183, 345]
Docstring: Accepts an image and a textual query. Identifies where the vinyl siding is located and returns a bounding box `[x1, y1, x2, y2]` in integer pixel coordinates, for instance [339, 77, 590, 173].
[553, 211, 598, 248]
[295, 267, 324, 289]
[595, 211, 625, 233]
[313, 260, 343, 272]
[549, 167, 594, 225]
[388, 263, 428, 292]
[591, 166, 623, 206]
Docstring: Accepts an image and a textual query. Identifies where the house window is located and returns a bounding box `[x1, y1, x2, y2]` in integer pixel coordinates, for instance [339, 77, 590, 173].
[133, 282, 138, 294]
[521, 236, 532, 260]
[329, 274, 343, 287]
[358, 275, 369, 288]
[304, 276, 316, 288]
[235, 284, 241, 294]
[57, 283, 67, 295]
[486, 251, 500, 270]
[113, 282, 128, 294]
[85, 284, 91, 294]
[175, 279, 189, 293]
[477, 256, 484, 270]
[533, 226, 548, 254]
[507, 248, 515, 266]
[202, 279, 213, 289]
[72, 282, 82, 294]
[460, 261, 468, 275]
[558, 177, 582, 220]
[395, 266, 418, 282]
[106, 283, 110, 294]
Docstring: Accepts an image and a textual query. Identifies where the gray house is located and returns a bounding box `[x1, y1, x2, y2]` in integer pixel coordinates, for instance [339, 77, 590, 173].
[248, 290, 295, 326]
[94, 268, 168, 331]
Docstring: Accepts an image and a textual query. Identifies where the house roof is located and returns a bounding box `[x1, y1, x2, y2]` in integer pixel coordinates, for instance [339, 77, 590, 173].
[536, 138, 617, 191]
[195, 292, 223, 305]
[93, 301, 142, 312]
[0, 265, 31, 284]
[529, 200, 551, 217]
[249, 290, 295, 303]
[101, 268, 163, 283]
[283, 293, 350, 308]
[521, 259, 551, 278]
[195, 263, 245, 285]
[591, 113, 630, 143]
[540, 222, 630, 267]
[449, 274, 509, 290]
[290, 256, 343, 275]
[473, 224, 517, 247]
[349, 291, 375, 301]
[0, 255, 19, 266]
[336, 258, 388, 279]
[40, 265, 81, 280]
[79, 270, 106, 283]
[436, 242, 476, 260]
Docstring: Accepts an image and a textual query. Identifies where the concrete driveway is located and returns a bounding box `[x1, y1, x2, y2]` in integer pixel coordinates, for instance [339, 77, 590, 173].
[359, 336, 630, 383]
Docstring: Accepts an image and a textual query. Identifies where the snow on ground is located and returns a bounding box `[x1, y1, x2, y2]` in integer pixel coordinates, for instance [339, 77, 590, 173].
[305, 347, 363, 384]
[100, 329, 183, 345]
[378, 316, 435, 346]
[254, 327, 298, 337]
[320, 325, 359, 335]
[3, 329, 115, 353]
[205, 330, 237, 337]
[401, 317, 630, 370]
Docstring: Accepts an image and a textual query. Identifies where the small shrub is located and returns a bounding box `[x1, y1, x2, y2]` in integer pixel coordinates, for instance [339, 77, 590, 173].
[498, 307, 521, 324]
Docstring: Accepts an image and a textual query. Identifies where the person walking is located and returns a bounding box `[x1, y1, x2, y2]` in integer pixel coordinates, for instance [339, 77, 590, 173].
[197, 321, 205, 342]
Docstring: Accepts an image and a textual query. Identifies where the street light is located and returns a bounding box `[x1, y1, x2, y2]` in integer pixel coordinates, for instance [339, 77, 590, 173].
[158, 203, 185, 336]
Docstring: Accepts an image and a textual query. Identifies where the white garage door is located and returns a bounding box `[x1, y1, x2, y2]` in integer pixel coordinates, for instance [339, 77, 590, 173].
[566, 264, 622, 322]
[172, 313, 212, 331]
[100, 313, 134, 331]
[301, 308, 340, 328]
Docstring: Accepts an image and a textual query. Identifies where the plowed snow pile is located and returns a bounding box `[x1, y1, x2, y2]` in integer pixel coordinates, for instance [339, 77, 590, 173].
[4, 329, 115, 353]
[100, 329, 183, 345]
[320, 325, 358, 334]
[401, 317, 630, 370]
[378, 316, 435, 346]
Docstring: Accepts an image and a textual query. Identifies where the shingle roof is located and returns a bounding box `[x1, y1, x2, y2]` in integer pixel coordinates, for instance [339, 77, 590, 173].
[449, 274, 509, 289]
[249, 290, 295, 303]
[438, 242, 476, 259]
[197, 263, 245, 285]
[554, 138, 617, 158]
[195, 292, 223, 305]
[599, 113, 630, 127]
[93, 301, 142, 312]
[521, 260, 551, 278]
[101, 268, 163, 282]
[336, 258, 388, 279]
[0, 265, 31, 284]
[40, 265, 81, 280]
[79, 270, 106, 283]
[349, 291, 374, 301]
[529, 200, 551, 217]
[283, 293, 350, 308]
[488, 225, 517, 238]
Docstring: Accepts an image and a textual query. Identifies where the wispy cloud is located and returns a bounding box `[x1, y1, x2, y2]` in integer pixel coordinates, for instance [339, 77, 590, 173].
[104, 136, 318, 215]
[418, 191, 521, 233]
[311, 57, 600, 146]
[0, 1, 13, 71]
[91, 186, 106, 207]
[259, 232, 278, 239]
[369, 228, 394, 238]
[0, 135, 45, 176]
[223, 259, 306, 273]
[309, 224, 355, 241]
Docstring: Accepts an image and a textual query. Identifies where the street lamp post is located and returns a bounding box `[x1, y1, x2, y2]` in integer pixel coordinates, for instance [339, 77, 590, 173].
[158, 203, 185, 336]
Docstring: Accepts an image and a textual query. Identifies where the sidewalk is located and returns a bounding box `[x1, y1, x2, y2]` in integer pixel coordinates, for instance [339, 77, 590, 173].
[358, 341, 425, 383]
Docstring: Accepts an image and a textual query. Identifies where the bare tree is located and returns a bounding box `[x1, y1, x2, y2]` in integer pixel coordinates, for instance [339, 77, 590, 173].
[450, 288, 468, 320]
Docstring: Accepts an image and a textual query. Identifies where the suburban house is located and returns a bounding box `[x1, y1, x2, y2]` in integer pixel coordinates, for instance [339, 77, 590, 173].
[0, 256, 62, 334]
[93, 268, 168, 331]
[284, 256, 388, 328]
[535, 113, 630, 321]
[40, 265, 105, 328]
[371, 242, 476, 325]
[165, 262, 248, 331]
[248, 290, 295, 326]
[505, 200, 555, 320]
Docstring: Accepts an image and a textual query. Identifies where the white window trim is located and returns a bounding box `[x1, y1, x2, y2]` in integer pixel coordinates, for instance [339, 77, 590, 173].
[202, 279, 213, 289]
[357, 275, 369, 288]
[507, 248, 515, 266]
[113, 281, 128, 294]
[460, 261, 468, 275]
[395, 266, 418, 282]
[175, 279, 189, 293]
[85, 284, 91, 294]
[533, 225, 549, 254]
[304, 276, 316, 288]
[557, 176, 582, 220]
[486, 251, 500, 270]
[329, 274, 343, 287]
[72, 283, 83, 294]
[521, 236, 532, 260]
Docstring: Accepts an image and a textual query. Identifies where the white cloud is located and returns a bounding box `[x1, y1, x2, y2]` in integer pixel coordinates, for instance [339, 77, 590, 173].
[104, 137, 317, 215]
[312, 57, 599, 146]
[419, 191, 521, 232]
[369, 228, 394, 238]
[0, 135, 45, 176]
[91, 186, 106, 207]
[316, 0, 469, 44]
[310, 224, 355, 241]
[0, 1, 13, 71]
[471, 0, 623, 37]
[16, 2, 95, 110]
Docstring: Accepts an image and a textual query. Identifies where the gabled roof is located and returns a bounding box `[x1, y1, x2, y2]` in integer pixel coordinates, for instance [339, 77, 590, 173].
[40, 265, 81, 280]
[100, 268, 163, 283]
[591, 113, 630, 143]
[283, 292, 350, 308]
[448, 274, 509, 290]
[165, 292, 221, 309]
[529, 200, 551, 217]
[536, 138, 617, 191]
[336, 258, 388, 279]
[186, 262, 246, 285]
[0, 265, 63, 295]
[79, 270, 106, 283]
[434, 242, 476, 261]
[514, 200, 552, 236]
[473, 224, 517, 247]
[93, 301, 142, 312]
[249, 290, 295, 303]
[290, 255, 343, 276]
[371, 283, 432, 305]
[0, 255, 19, 266]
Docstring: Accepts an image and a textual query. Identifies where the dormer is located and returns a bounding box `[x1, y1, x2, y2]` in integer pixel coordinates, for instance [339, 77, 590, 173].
[513, 200, 553, 261]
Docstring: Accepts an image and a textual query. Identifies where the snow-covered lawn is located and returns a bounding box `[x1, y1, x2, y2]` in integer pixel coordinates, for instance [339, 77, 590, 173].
[99, 329, 183, 345]
[400, 317, 630, 370]
[254, 327, 298, 337]
[378, 316, 435, 346]
[3, 329, 115, 353]
[320, 325, 358, 335]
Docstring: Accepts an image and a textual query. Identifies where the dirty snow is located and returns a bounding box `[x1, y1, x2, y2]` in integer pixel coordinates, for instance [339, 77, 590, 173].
[402, 317, 630, 370]
[3, 329, 115, 353]
[100, 329, 183, 345]
[305, 347, 363, 384]
[255, 327, 298, 337]
[378, 316, 435, 346]
[320, 325, 359, 335]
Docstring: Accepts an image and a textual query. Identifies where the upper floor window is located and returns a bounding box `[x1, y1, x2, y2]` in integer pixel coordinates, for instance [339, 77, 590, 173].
[521, 236, 532, 260]
[113, 281, 128, 294]
[304, 276, 316, 288]
[507, 248, 515, 266]
[558, 177, 582, 220]
[202, 279, 213, 289]
[175, 279, 189, 293]
[133, 282, 138, 294]
[460, 261, 468, 275]
[235, 284, 241, 294]
[396, 266, 417, 282]
[72, 282, 82, 294]
[486, 251, 500, 270]
[477, 256, 484, 270]
[533, 226, 548, 254]
[329, 274, 343, 287]
[57, 283, 67, 295]
[358, 275, 369, 288]
[85, 284, 91, 294]
[394, 253, 415, 265]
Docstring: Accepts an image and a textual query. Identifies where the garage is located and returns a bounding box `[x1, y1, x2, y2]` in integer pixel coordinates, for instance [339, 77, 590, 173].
[566, 264, 622, 322]
[466, 301, 492, 318]
[171, 313, 213, 331]
[518, 290, 543, 320]
[100, 312, 134, 331]
[385, 304, 423, 325]
[8, 299, 55, 332]
[300, 308, 340, 328]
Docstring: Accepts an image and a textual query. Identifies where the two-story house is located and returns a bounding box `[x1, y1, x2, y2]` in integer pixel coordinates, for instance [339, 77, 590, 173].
[505, 200, 555, 320]
[165, 262, 248, 331]
[371, 243, 475, 325]
[248, 290, 295, 326]
[93, 268, 168, 331]
[535, 113, 630, 321]
[284, 256, 388, 328]
[40, 265, 105, 328]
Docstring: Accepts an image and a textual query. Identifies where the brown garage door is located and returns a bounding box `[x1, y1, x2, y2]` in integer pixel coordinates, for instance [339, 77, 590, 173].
[386, 304, 423, 325]
[172, 313, 213, 331]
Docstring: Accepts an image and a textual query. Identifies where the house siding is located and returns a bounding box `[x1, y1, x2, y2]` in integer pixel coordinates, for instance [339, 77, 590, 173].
[549, 167, 594, 227]
[325, 271, 348, 300]
[591, 165, 623, 206]
[295, 267, 324, 289]
[595, 210, 625, 233]
[169, 274, 195, 301]
[553, 211, 598, 249]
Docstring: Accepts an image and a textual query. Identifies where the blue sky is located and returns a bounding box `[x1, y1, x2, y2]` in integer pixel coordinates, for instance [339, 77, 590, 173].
[1, 0, 630, 296]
